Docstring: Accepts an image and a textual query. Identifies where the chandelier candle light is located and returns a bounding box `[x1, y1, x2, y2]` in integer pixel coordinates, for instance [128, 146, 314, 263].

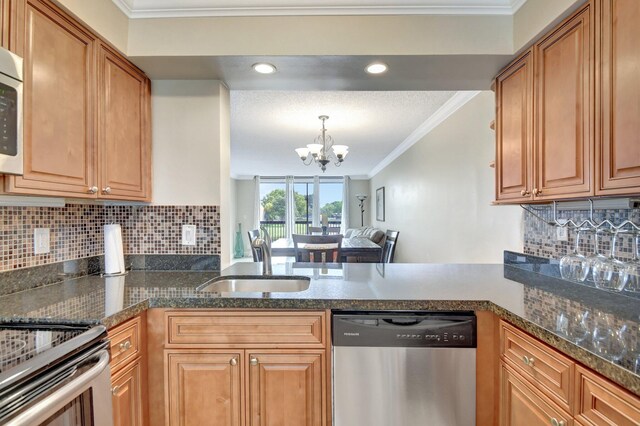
[295, 115, 349, 172]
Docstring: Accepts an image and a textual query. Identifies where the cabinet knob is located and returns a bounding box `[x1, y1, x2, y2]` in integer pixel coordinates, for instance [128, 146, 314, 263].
[522, 355, 535, 367]
[550, 418, 564, 426]
[88, 186, 98, 194]
[118, 340, 131, 352]
[230, 357, 238, 366]
[250, 357, 258, 366]
[532, 188, 542, 196]
[520, 189, 531, 196]
[102, 186, 112, 194]
[111, 385, 121, 395]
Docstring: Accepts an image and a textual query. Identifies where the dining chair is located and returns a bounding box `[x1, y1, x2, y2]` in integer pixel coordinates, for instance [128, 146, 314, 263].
[381, 230, 400, 263]
[247, 229, 262, 262]
[292, 234, 343, 263]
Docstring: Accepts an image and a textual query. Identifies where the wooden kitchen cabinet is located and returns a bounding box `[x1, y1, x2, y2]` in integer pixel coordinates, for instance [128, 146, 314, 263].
[574, 365, 640, 426]
[533, 2, 594, 200]
[248, 351, 324, 426]
[500, 320, 640, 425]
[112, 359, 145, 426]
[4, 0, 97, 197]
[500, 362, 573, 426]
[495, 49, 534, 202]
[166, 351, 243, 426]
[595, 0, 640, 195]
[109, 313, 148, 426]
[147, 309, 330, 426]
[1, 0, 151, 201]
[97, 42, 151, 201]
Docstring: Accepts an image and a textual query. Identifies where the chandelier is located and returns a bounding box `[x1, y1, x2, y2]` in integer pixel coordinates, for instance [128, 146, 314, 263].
[295, 115, 349, 172]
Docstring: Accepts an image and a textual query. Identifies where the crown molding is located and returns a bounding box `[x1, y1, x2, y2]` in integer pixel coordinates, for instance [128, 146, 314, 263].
[113, 1, 524, 19]
[111, 0, 134, 16]
[367, 90, 480, 179]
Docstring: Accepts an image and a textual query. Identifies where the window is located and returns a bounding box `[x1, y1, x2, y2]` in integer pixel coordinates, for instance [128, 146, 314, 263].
[259, 177, 344, 239]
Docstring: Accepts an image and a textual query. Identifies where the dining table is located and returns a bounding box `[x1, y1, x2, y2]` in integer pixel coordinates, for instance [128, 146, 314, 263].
[271, 237, 383, 262]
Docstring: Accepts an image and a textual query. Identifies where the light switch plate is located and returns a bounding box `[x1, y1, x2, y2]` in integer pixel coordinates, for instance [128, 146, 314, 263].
[34, 228, 50, 254]
[556, 225, 569, 242]
[182, 225, 197, 246]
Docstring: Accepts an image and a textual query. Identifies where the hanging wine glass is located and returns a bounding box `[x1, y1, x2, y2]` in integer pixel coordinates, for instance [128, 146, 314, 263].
[592, 230, 627, 291]
[559, 227, 590, 282]
[622, 232, 640, 294]
[585, 228, 608, 281]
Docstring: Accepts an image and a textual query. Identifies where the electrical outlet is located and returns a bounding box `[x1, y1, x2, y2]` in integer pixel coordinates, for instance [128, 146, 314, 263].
[556, 226, 569, 242]
[34, 228, 50, 254]
[182, 225, 196, 246]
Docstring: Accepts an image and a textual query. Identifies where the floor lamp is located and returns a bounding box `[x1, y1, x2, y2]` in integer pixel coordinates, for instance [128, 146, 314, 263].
[356, 194, 367, 227]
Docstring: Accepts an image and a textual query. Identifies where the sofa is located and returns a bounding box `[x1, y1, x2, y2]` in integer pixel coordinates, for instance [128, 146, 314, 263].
[344, 227, 386, 246]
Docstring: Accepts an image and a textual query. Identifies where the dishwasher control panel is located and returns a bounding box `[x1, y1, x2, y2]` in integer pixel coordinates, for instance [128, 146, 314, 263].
[332, 311, 476, 348]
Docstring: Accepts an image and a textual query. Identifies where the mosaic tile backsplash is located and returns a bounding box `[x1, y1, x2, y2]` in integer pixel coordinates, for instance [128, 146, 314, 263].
[0, 204, 220, 272]
[523, 206, 640, 261]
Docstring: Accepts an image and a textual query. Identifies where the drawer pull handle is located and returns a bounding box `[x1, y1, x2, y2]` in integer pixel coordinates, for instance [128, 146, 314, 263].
[550, 418, 564, 426]
[111, 385, 121, 395]
[250, 357, 258, 366]
[522, 355, 535, 367]
[230, 357, 238, 366]
[119, 340, 132, 352]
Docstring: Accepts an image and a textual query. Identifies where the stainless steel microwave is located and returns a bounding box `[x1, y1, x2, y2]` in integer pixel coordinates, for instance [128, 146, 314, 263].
[0, 47, 22, 175]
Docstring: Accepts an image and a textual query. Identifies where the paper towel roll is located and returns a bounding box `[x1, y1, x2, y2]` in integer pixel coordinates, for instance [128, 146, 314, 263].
[105, 275, 126, 316]
[104, 224, 125, 275]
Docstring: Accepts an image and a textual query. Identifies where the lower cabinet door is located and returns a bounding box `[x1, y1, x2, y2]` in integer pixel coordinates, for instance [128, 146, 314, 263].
[166, 351, 243, 426]
[248, 352, 324, 426]
[500, 363, 573, 426]
[111, 360, 143, 426]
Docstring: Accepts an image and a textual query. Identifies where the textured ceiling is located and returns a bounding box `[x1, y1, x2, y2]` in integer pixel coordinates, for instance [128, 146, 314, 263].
[230, 91, 456, 178]
[114, 0, 527, 17]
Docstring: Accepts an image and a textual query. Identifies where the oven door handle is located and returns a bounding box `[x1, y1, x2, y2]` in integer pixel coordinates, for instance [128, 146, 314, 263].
[5, 349, 113, 426]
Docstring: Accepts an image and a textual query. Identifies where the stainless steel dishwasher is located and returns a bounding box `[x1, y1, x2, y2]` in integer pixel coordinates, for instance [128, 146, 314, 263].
[332, 311, 477, 426]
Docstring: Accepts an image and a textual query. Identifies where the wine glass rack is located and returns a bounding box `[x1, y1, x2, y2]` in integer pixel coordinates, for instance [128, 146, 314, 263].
[521, 200, 640, 231]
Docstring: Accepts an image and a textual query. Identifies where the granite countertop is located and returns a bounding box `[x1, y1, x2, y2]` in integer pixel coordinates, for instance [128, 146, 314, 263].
[0, 261, 638, 395]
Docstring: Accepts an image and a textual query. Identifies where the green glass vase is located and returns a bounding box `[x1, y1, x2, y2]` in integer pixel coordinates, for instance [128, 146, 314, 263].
[233, 223, 245, 258]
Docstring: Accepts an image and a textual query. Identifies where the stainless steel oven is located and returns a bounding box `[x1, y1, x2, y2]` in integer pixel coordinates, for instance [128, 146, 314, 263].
[0, 324, 113, 426]
[0, 46, 23, 175]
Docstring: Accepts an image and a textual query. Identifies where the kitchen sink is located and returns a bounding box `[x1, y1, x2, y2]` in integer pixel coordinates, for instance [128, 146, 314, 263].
[198, 276, 311, 293]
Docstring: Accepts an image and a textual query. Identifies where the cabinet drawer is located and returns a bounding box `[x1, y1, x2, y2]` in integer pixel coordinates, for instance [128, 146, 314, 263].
[574, 366, 640, 426]
[501, 321, 574, 411]
[109, 316, 142, 371]
[501, 362, 573, 426]
[166, 311, 326, 348]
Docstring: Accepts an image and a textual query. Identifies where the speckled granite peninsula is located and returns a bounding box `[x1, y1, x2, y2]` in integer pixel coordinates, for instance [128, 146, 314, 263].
[0, 260, 638, 395]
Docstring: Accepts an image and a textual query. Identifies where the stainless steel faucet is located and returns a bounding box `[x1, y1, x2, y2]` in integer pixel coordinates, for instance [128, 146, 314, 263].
[251, 237, 272, 275]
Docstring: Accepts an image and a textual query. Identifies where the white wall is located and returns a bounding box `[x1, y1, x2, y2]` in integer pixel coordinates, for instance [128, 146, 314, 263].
[128, 15, 512, 57]
[349, 179, 371, 228]
[152, 80, 224, 206]
[369, 91, 523, 263]
[151, 80, 232, 265]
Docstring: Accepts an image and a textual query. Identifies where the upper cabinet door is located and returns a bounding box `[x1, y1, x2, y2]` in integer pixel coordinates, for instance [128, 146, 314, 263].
[98, 43, 151, 201]
[5, 0, 97, 197]
[534, 3, 594, 200]
[495, 49, 534, 203]
[596, 0, 640, 195]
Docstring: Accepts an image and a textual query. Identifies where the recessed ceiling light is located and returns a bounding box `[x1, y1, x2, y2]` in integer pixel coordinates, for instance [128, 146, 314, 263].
[252, 63, 277, 74]
[365, 62, 388, 74]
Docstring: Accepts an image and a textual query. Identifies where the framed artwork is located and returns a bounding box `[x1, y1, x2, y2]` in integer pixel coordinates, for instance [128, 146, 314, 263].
[376, 187, 385, 222]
